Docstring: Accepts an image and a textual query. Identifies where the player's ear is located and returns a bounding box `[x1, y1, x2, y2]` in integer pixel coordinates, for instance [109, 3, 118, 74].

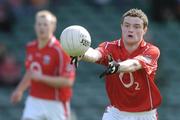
[120, 23, 123, 29]
[143, 26, 147, 35]
[120, 23, 123, 32]
[51, 22, 56, 33]
[34, 22, 37, 32]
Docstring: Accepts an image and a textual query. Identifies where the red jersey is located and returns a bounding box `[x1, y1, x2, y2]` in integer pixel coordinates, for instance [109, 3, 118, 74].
[97, 39, 162, 112]
[25, 37, 75, 102]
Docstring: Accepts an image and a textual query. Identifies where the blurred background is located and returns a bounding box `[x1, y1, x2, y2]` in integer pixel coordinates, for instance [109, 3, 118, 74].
[0, 0, 180, 120]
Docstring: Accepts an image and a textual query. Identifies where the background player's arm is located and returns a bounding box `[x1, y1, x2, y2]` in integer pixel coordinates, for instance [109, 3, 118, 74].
[33, 47, 76, 88]
[41, 75, 74, 88]
[81, 47, 102, 63]
[14, 71, 31, 92]
[31, 72, 74, 88]
[10, 71, 31, 104]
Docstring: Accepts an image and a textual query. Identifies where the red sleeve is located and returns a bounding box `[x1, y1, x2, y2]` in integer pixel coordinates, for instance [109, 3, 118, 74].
[59, 49, 76, 81]
[134, 46, 160, 75]
[96, 42, 109, 65]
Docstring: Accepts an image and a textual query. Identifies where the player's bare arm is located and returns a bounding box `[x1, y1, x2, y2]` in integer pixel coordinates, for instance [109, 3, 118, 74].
[117, 59, 142, 72]
[11, 71, 31, 104]
[99, 55, 143, 78]
[81, 47, 102, 63]
[70, 47, 102, 68]
[82, 48, 142, 72]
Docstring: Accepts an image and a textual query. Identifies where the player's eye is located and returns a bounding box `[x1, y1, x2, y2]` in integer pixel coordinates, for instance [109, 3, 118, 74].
[43, 23, 47, 26]
[134, 25, 141, 29]
[37, 23, 42, 26]
[124, 24, 130, 28]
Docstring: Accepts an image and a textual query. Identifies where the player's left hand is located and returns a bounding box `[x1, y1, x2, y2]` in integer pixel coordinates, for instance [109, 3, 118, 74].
[99, 55, 120, 78]
[29, 70, 43, 81]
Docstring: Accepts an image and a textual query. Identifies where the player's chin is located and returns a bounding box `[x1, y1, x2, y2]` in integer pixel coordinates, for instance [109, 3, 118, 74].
[37, 34, 48, 40]
[125, 39, 138, 45]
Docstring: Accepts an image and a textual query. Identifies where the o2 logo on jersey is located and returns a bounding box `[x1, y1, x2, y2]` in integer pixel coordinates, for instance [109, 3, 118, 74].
[119, 72, 140, 91]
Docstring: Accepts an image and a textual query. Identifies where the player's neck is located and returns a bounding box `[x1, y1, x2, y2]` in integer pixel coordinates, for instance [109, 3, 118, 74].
[124, 42, 141, 54]
[38, 37, 50, 49]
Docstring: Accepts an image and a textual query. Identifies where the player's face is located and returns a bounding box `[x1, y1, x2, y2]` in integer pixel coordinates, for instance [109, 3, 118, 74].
[35, 16, 54, 40]
[121, 16, 147, 45]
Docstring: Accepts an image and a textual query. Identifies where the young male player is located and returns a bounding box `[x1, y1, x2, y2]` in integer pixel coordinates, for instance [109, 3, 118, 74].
[10, 10, 75, 120]
[73, 8, 162, 120]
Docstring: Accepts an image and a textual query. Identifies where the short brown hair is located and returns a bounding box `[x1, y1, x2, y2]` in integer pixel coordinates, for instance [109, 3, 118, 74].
[122, 8, 148, 29]
[36, 10, 57, 31]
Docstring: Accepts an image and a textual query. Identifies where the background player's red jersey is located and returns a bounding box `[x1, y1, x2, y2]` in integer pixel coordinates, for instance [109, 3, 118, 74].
[25, 37, 75, 102]
[97, 39, 162, 112]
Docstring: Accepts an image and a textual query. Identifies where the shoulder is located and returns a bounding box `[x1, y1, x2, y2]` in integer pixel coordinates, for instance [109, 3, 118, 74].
[146, 42, 160, 54]
[48, 38, 61, 49]
[98, 40, 119, 49]
[50, 39, 70, 59]
[143, 42, 160, 58]
[49, 37, 61, 47]
[49, 39, 61, 53]
[26, 40, 37, 47]
[26, 40, 37, 51]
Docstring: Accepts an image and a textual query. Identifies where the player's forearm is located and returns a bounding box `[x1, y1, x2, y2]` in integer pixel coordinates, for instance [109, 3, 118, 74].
[40, 75, 74, 88]
[118, 59, 142, 73]
[15, 72, 31, 92]
[82, 47, 102, 63]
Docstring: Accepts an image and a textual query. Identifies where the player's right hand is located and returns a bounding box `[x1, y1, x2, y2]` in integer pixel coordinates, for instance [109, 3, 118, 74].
[70, 56, 83, 68]
[10, 90, 23, 105]
[71, 56, 78, 68]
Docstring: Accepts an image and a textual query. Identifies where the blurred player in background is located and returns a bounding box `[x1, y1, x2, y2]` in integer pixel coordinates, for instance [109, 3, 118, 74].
[73, 8, 162, 120]
[10, 10, 75, 120]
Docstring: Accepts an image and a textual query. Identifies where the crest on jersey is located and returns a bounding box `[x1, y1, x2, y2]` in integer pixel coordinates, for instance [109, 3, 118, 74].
[43, 55, 51, 64]
[27, 54, 33, 61]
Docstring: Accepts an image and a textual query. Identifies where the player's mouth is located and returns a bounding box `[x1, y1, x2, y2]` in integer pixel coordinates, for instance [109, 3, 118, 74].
[40, 30, 45, 34]
[127, 35, 133, 38]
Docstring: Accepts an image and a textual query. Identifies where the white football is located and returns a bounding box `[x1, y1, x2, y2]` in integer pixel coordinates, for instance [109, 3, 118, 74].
[60, 25, 91, 56]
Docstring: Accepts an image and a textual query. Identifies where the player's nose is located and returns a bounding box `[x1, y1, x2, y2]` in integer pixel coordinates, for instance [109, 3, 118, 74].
[127, 26, 134, 32]
[128, 30, 133, 34]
